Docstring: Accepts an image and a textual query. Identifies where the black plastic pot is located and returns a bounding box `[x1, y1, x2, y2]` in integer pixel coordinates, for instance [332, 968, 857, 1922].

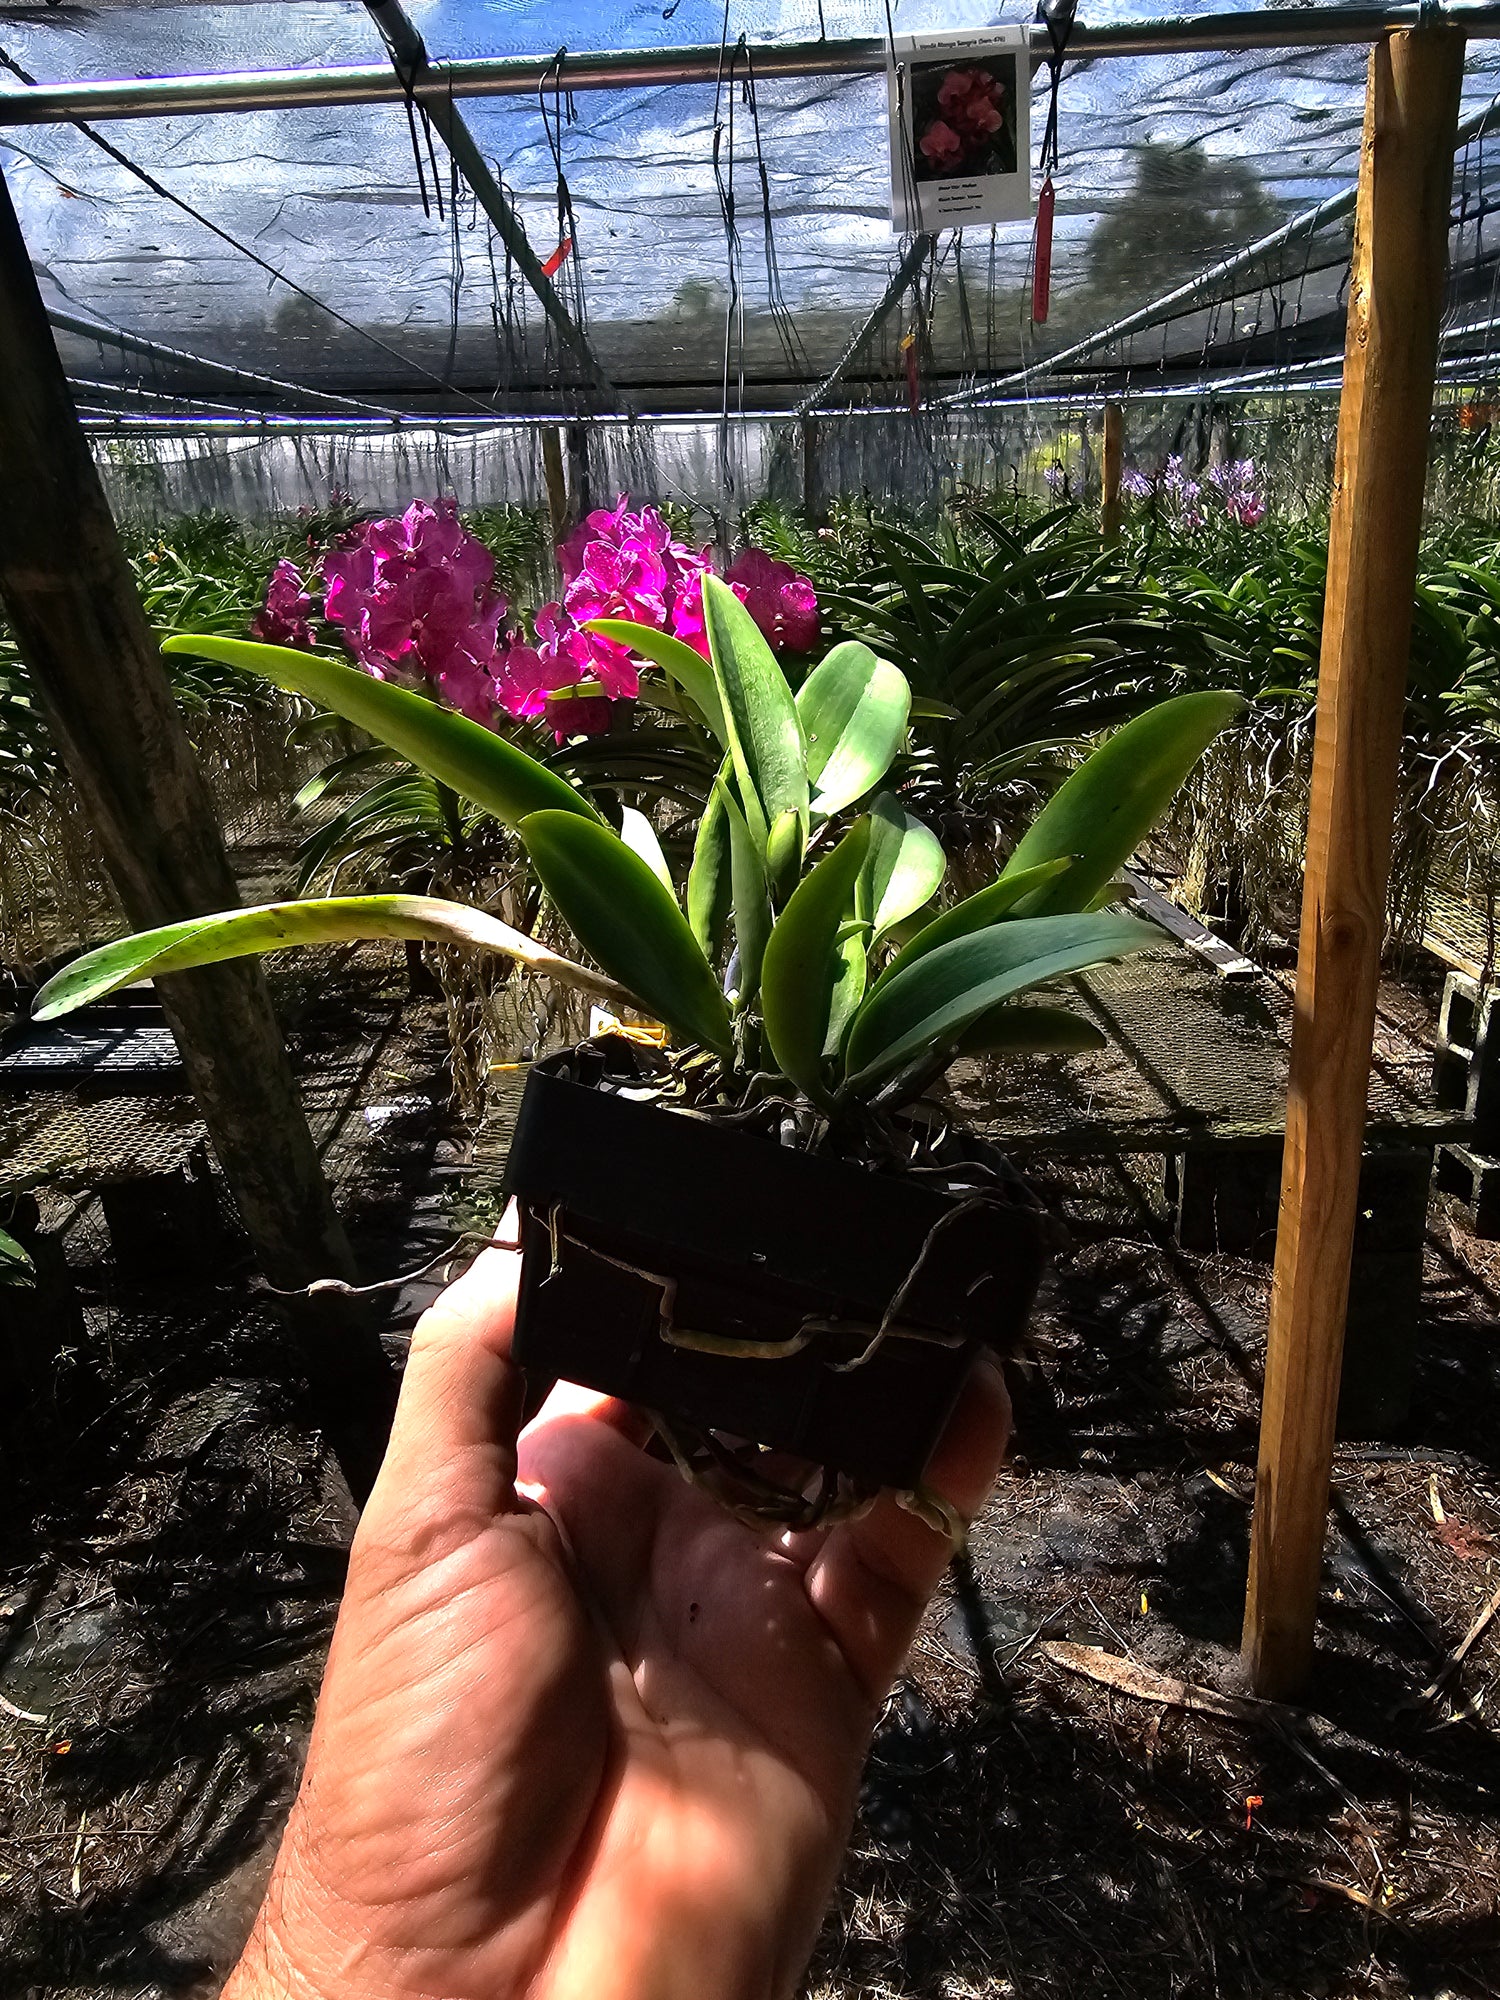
[503, 1053, 1052, 1490]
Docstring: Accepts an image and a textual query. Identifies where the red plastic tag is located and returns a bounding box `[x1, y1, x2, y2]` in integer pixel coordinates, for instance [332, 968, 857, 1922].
[541, 236, 573, 278]
[1032, 177, 1055, 325]
[900, 331, 921, 415]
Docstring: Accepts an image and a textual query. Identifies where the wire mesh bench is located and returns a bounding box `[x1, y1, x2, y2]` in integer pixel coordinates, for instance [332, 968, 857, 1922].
[944, 944, 1464, 1163]
[946, 941, 1468, 1433]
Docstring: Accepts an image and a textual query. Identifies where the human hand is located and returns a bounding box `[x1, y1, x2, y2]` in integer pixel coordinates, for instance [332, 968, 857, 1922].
[227, 1232, 1011, 2000]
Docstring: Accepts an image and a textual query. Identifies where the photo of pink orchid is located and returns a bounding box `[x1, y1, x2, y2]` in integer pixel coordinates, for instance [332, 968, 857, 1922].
[910, 56, 1017, 183]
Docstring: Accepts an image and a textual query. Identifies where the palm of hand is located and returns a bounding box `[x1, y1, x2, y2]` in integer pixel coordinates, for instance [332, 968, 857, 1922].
[233, 1247, 1008, 2000]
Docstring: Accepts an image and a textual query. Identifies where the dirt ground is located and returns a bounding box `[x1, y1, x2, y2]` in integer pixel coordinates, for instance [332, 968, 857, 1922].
[809, 1152, 1500, 2000]
[4, 975, 1500, 1999]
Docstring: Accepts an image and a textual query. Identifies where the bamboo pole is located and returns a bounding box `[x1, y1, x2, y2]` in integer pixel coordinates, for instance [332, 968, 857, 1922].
[0, 165, 395, 1502]
[1101, 401, 1125, 543]
[1242, 26, 1464, 1699]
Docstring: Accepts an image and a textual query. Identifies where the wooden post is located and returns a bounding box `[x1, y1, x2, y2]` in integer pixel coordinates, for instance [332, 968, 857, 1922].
[541, 424, 570, 554]
[1242, 28, 1464, 1699]
[1101, 401, 1125, 544]
[803, 414, 824, 525]
[0, 165, 395, 1501]
[565, 420, 592, 521]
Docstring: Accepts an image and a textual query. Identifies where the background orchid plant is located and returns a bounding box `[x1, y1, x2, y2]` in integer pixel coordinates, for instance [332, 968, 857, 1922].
[34, 573, 1240, 1120]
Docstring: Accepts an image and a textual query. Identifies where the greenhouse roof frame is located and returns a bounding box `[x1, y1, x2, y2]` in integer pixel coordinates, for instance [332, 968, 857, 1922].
[360, 0, 610, 396]
[5, 3, 1500, 125]
[947, 80, 1500, 406]
[9, 2, 1500, 425]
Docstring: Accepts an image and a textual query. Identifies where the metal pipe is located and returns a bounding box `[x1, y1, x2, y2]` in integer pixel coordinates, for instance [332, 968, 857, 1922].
[83, 342, 1500, 434]
[50, 304, 406, 420]
[361, 0, 611, 398]
[68, 374, 271, 421]
[45, 377, 1364, 435]
[796, 233, 934, 419]
[6, 6, 1500, 125]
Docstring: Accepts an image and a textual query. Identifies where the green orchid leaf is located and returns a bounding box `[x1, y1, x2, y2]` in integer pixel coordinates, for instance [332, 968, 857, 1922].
[619, 806, 673, 893]
[701, 575, 808, 853]
[824, 926, 869, 1059]
[162, 635, 598, 828]
[687, 783, 733, 961]
[843, 911, 1156, 1095]
[879, 857, 1075, 985]
[951, 1002, 1108, 1058]
[32, 894, 637, 1022]
[0, 1226, 35, 1286]
[998, 691, 1243, 915]
[908, 696, 963, 722]
[760, 818, 872, 1102]
[519, 810, 733, 1055]
[856, 793, 947, 940]
[718, 782, 773, 1006]
[882, 900, 941, 949]
[291, 743, 398, 812]
[765, 805, 805, 901]
[583, 619, 727, 743]
[796, 642, 911, 817]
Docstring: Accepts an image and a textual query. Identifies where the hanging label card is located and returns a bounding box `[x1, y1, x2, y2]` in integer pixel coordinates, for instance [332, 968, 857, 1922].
[888, 26, 1032, 233]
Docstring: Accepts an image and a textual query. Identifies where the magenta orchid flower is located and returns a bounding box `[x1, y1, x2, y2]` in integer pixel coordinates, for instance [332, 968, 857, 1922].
[253, 496, 819, 748]
[723, 548, 820, 654]
[320, 499, 507, 704]
[252, 560, 316, 649]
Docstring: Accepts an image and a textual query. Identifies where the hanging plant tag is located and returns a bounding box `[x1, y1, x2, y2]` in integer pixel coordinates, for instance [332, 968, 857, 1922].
[1032, 175, 1055, 322]
[887, 25, 1032, 234]
[900, 331, 922, 413]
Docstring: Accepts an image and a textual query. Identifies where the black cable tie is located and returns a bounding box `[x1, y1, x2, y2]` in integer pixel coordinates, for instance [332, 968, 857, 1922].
[1035, 0, 1075, 180]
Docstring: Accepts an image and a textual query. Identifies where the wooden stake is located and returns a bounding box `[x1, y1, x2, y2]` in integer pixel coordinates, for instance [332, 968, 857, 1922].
[1243, 28, 1464, 1699]
[1101, 400, 1124, 544]
[803, 414, 824, 526]
[541, 424, 570, 553]
[0, 165, 395, 1500]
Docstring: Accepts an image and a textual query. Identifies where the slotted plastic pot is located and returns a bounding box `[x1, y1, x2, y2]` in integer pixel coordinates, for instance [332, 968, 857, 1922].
[503, 1053, 1052, 1489]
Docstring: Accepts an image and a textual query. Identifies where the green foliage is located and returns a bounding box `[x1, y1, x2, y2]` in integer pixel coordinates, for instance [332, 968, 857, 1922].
[883, 859, 1074, 976]
[687, 783, 733, 960]
[797, 644, 912, 819]
[999, 691, 1247, 915]
[47, 603, 1235, 1120]
[701, 575, 809, 862]
[32, 893, 630, 1019]
[857, 795, 946, 941]
[0, 512, 296, 799]
[823, 509, 1205, 828]
[518, 810, 733, 1054]
[588, 619, 726, 741]
[163, 636, 599, 829]
[0, 1223, 34, 1287]
[953, 1003, 1108, 1058]
[760, 820, 872, 1101]
[844, 911, 1156, 1095]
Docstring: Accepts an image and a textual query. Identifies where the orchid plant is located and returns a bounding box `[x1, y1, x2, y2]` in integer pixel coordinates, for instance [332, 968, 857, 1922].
[33, 578, 1240, 1118]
